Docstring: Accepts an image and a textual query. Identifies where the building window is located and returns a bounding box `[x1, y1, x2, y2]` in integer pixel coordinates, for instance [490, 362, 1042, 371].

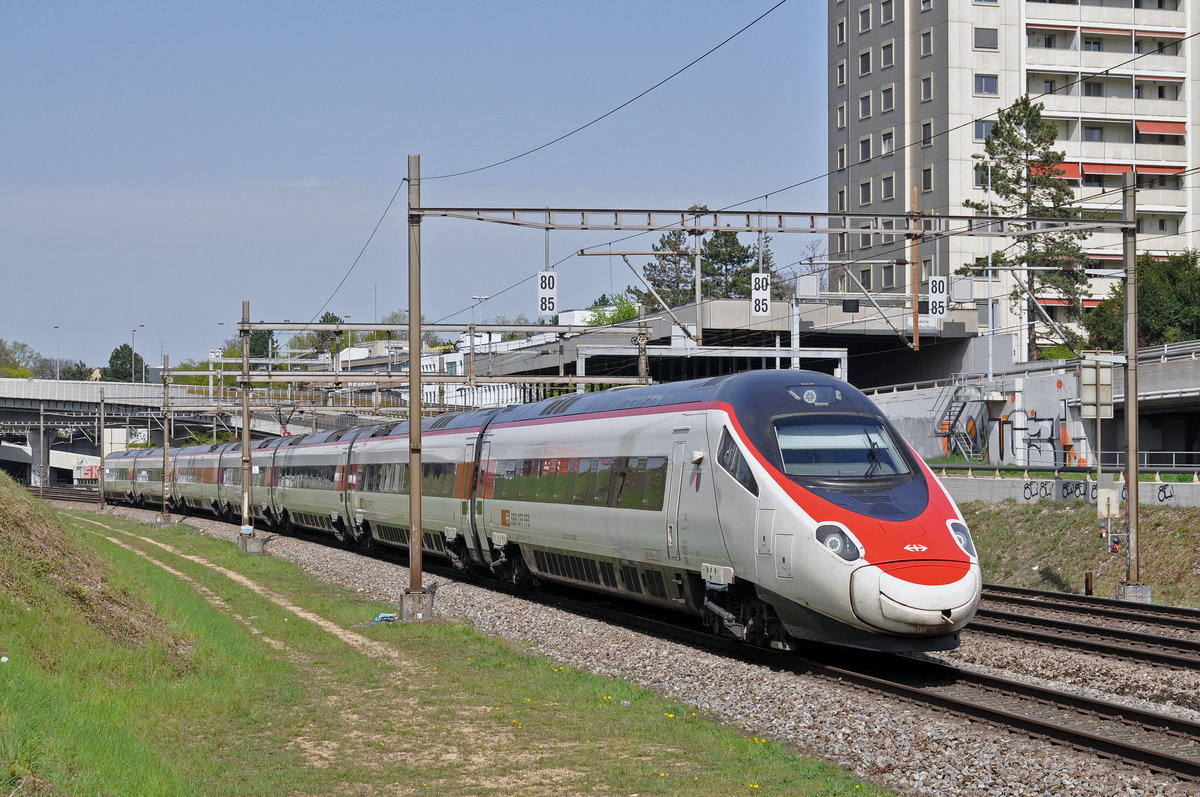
[860, 268, 873, 289]
[1041, 34, 1057, 49]
[882, 263, 895, 288]
[859, 181, 872, 205]
[1083, 38, 1102, 52]
[881, 0, 894, 23]
[921, 30, 933, 56]
[921, 259, 933, 283]
[881, 86, 894, 112]
[882, 174, 894, 199]
[974, 164, 987, 188]
[881, 130, 894, 154]
[859, 49, 871, 76]
[859, 229, 872, 248]
[974, 74, 998, 95]
[921, 121, 933, 147]
[859, 7, 871, 33]
[974, 27, 999, 50]
[837, 188, 846, 211]
[974, 120, 994, 141]
[882, 219, 895, 243]
[1085, 174, 1104, 188]
[1043, 79, 1056, 95]
[921, 76, 932, 101]
[1083, 81, 1103, 98]
[837, 233, 847, 253]
[837, 146, 846, 170]
[836, 18, 846, 44]
[881, 41, 894, 68]
[836, 103, 846, 129]
[859, 93, 872, 118]
[859, 137, 872, 162]
[1084, 125, 1103, 142]
[922, 166, 933, 191]
[920, 0, 932, 11]
[836, 61, 846, 86]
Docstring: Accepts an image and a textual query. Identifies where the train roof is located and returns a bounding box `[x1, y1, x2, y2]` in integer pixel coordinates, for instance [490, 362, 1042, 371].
[490, 369, 879, 424]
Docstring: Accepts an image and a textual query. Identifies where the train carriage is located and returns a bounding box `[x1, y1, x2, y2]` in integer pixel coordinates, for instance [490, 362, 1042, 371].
[129, 448, 167, 507]
[107, 369, 979, 652]
[272, 429, 355, 538]
[172, 443, 220, 513]
[102, 449, 140, 504]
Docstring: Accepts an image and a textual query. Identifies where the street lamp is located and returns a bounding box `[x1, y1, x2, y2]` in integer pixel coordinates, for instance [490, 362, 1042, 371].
[972, 154, 994, 380]
[131, 324, 143, 384]
[53, 325, 59, 380]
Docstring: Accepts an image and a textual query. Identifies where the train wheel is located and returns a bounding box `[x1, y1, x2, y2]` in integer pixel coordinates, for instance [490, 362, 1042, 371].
[278, 510, 293, 535]
[332, 518, 348, 545]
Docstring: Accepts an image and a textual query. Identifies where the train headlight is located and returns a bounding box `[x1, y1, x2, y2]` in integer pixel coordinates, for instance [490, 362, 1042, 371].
[816, 524, 861, 562]
[949, 521, 977, 558]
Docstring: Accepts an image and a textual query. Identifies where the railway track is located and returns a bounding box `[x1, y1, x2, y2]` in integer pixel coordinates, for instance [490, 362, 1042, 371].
[982, 583, 1200, 633]
[968, 608, 1200, 668]
[26, 486, 102, 504]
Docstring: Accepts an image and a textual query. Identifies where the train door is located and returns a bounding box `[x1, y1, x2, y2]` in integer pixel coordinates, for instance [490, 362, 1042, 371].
[457, 440, 475, 541]
[665, 440, 685, 560]
[470, 439, 494, 565]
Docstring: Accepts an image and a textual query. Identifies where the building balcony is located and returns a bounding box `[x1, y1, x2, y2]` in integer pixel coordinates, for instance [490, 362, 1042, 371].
[1134, 188, 1188, 209]
[1025, 48, 1086, 70]
[1078, 96, 1136, 116]
[1130, 7, 1186, 30]
[1128, 142, 1187, 162]
[1128, 98, 1187, 118]
[1078, 141, 1137, 161]
[1131, 53, 1186, 76]
[1025, 2, 1084, 25]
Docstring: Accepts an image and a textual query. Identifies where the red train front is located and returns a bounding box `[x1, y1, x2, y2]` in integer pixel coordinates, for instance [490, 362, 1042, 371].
[704, 370, 981, 652]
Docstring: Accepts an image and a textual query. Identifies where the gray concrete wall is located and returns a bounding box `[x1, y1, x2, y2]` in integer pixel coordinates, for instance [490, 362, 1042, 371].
[941, 475, 1199, 508]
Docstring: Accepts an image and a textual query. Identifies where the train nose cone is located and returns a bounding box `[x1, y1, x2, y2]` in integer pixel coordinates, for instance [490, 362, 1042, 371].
[849, 560, 981, 635]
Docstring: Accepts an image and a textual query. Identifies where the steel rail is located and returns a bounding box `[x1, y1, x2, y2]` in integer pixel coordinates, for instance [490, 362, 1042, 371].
[982, 584, 1200, 632]
[969, 608, 1200, 669]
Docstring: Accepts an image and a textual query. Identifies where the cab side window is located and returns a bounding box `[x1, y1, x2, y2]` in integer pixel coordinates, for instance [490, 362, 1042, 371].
[717, 428, 759, 496]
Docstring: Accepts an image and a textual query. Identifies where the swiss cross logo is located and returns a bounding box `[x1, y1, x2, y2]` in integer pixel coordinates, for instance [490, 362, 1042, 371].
[904, 544, 928, 552]
[501, 510, 510, 527]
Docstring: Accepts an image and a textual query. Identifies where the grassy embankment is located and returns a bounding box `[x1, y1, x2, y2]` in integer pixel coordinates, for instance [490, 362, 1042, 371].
[962, 500, 1200, 607]
[0, 472, 886, 796]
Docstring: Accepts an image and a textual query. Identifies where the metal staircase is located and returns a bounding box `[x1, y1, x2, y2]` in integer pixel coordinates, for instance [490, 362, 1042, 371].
[932, 380, 990, 462]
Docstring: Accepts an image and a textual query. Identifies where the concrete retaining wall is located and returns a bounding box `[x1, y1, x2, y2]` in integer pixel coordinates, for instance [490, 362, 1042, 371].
[942, 475, 1200, 508]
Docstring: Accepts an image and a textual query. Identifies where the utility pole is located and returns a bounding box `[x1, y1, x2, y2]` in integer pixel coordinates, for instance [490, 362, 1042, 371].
[38, 402, 45, 496]
[404, 154, 431, 620]
[99, 388, 106, 509]
[1119, 170, 1147, 602]
[240, 300, 254, 537]
[160, 355, 171, 526]
[910, 186, 920, 350]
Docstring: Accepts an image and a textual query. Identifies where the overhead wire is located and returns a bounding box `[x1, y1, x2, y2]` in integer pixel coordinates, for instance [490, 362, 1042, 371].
[325, 15, 1200, 339]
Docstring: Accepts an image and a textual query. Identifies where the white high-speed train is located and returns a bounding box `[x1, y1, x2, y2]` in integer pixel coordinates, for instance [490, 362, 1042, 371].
[104, 370, 981, 651]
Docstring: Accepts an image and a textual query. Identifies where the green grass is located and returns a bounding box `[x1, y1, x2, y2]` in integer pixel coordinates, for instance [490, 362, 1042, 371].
[0, 479, 889, 796]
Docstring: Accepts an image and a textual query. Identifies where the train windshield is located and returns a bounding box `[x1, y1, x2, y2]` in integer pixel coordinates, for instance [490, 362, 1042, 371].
[774, 416, 911, 480]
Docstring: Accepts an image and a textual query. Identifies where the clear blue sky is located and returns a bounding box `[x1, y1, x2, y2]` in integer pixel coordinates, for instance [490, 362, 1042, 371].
[2, 1, 826, 369]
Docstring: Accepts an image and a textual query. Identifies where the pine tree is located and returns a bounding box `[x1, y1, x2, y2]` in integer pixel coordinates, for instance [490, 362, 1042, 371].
[963, 95, 1091, 360]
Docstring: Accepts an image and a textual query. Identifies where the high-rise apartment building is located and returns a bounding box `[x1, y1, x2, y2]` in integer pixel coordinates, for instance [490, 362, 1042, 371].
[828, 0, 1193, 364]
